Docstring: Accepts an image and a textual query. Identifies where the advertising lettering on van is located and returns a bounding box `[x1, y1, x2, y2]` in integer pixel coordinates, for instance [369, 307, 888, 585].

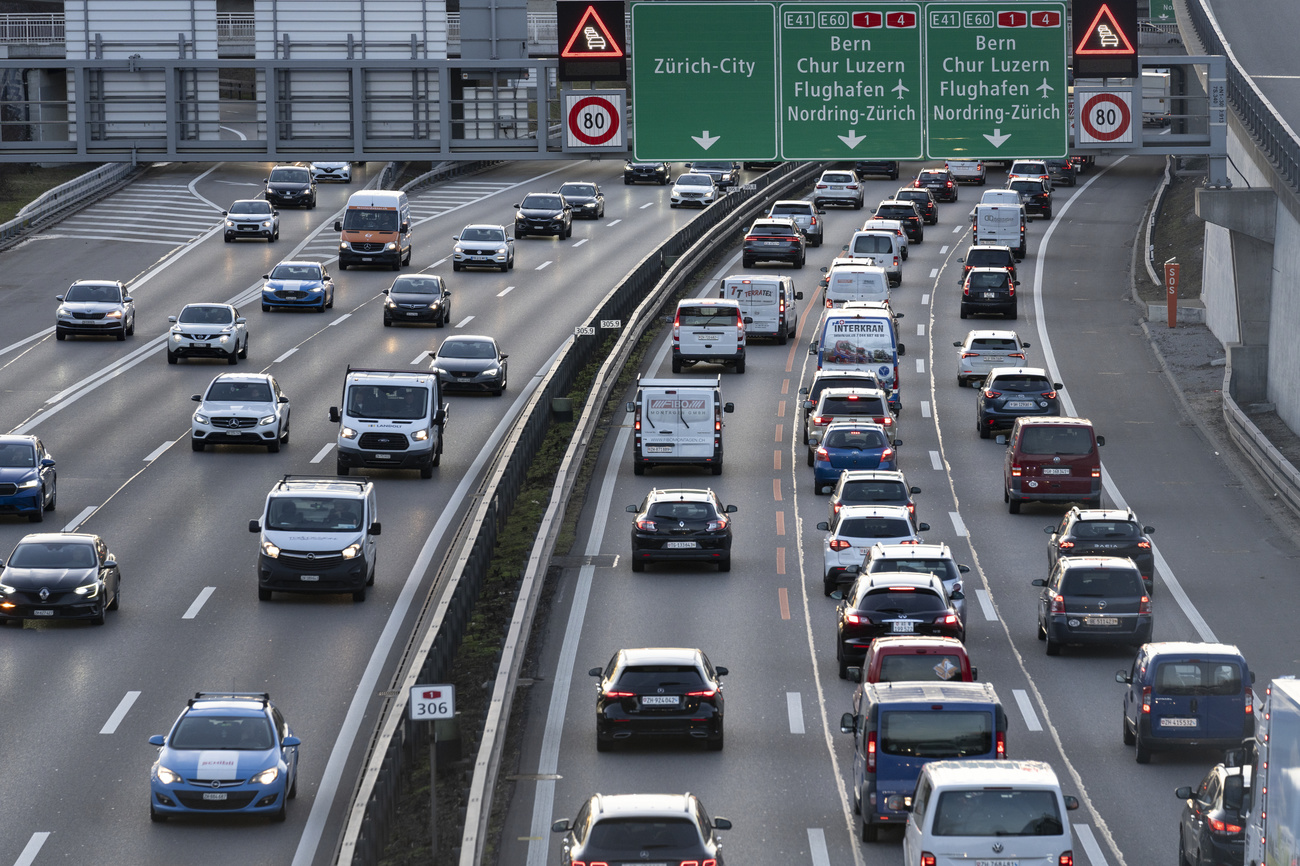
[737, 287, 776, 299]
[648, 398, 707, 410]
[833, 321, 888, 335]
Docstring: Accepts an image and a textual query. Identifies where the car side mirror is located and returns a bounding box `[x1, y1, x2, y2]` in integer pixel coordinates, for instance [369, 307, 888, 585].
[248, 519, 261, 533]
[830, 590, 844, 600]
[512, 203, 520, 208]
[451, 235, 460, 241]
[724, 504, 737, 513]
[123, 295, 133, 303]
[262, 274, 270, 280]
[847, 666, 862, 683]
[958, 564, 970, 573]
[1096, 436, 1106, 446]
[723, 402, 734, 413]
[588, 667, 603, 676]
[952, 341, 962, 348]
[795, 291, 804, 300]
[551, 819, 571, 833]
[149, 735, 166, 746]
[625, 505, 638, 513]
[809, 344, 818, 355]
[995, 434, 1008, 445]
[368, 522, 381, 536]
[916, 522, 928, 531]
[713, 817, 732, 831]
[714, 665, 728, 676]
[501, 354, 509, 360]
[401, 221, 410, 232]
[1144, 525, 1155, 534]
[1064, 796, 1080, 811]
[282, 735, 301, 748]
[1044, 525, 1057, 534]
[816, 521, 829, 531]
[40, 458, 55, 468]
[334, 220, 343, 232]
[840, 712, 856, 734]
[897, 343, 906, 356]
[329, 407, 341, 423]
[1032, 578, 1048, 586]
[278, 395, 289, 404]
[1053, 382, 1063, 389]
[1115, 670, 1132, 684]
[1251, 671, 1256, 684]
[625, 401, 635, 413]
[970, 666, 978, 680]
[1174, 785, 1194, 801]
[911, 486, 922, 494]
[1022, 341, 1031, 348]
[949, 590, 964, 600]
[801, 400, 814, 410]
[191, 394, 202, 403]
[743, 316, 753, 324]
[236, 317, 247, 324]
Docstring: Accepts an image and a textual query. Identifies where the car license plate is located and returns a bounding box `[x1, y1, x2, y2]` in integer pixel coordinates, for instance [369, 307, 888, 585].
[194, 343, 209, 348]
[641, 696, 679, 706]
[406, 312, 420, 317]
[33, 609, 53, 616]
[374, 453, 391, 459]
[983, 292, 998, 298]
[1084, 616, 1119, 626]
[227, 431, 241, 436]
[1043, 467, 1070, 475]
[666, 541, 698, 549]
[300, 575, 320, 582]
[1160, 717, 1199, 727]
[891, 620, 915, 633]
[975, 861, 1019, 866]
[472, 256, 490, 261]
[202, 792, 228, 801]
[645, 445, 672, 454]
[762, 241, 780, 246]
[1005, 401, 1033, 409]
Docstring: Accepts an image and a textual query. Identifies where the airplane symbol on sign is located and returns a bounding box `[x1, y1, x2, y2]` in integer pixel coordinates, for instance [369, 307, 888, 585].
[893, 79, 908, 98]
[1037, 78, 1053, 97]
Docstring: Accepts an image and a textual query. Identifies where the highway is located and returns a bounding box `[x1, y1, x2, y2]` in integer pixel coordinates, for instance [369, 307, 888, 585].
[0, 158, 728, 865]
[500, 154, 1300, 866]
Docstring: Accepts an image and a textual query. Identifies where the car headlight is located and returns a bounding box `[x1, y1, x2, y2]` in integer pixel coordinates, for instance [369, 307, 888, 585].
[411, 428, 429, 442]
[341, 543, 362, 560]
[262, 220, 272, 228]
[16, 478, 39, 489]
[385, 298, 397, 308]
[172, 332, 183, 342]
[307, 286, 322, 294]
[453, 245, 465, 255]
[156, 765, 181, 785]
[218, 335, 229, 343]
[339, 242, 349, 251]
[194, 413, 210, 424]
[484, 365, 500, 376]
[259, 414, 277, 426]
[340, 426, 358, 439]
[225, 219, 235, 227]
[386, 242, 397, 250]
[105, 310, 123, 319]
[74, 581, 100, 597]
[261, 540, 281, 558]
[0, 583, 16, 595]
[57, 307, 72, 318]
[254, 767, 280, 785]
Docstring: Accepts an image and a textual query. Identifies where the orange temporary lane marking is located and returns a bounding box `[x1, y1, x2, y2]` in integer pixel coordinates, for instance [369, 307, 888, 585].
[778, 587, 791, 619]
[777, 546, 786, 575]
[775, 424, 783, 443]
[776, 510, 785, 535]
[781, 378, 790, 395]
[773, 478, 782, 501]
[777, 399, 787, 417]
[785, 299, 818, 373]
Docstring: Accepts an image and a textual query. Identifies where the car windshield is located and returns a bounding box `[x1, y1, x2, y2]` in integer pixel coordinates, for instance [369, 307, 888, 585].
[559, 183, 596, 197]
[616, 665, 706, 691]
[179, 306, 234, 325]
[1071, 520, 1140, 539]
[970, 338, 1020, 351]
[694, 162, 730, 171]
[8, 541, 96, 568]
[270, 168, 310, 183]
[992, 375, 1051, 391]
[266, 496, 364, 531]
[878, 653, 967, 682]
[678, 174, 711, 187]
[438, 340, 496, 360]
[859, 587, 945, 612]
[207, 380, 273, 403]
[269, 264, 322, 281]
[64, 283, 121, 303]
[968, 272, 1010, 290]
[391, 277, 442, 295]
[678, 305, 735, 326]
[839, 516, 910, 538]
[460, 227, 505, 242]
[345, 384, 428, 419]
[228, 201, 271, 215]
[342, 208, 400, 232]
[586, 818, 701, 851]
[932, 790, 1063, 837]
[1061, 569, 1141, 596]
[1155, 661, 1243, 696]
[882, 711, 992, 757]
[522, 194, 563, 210]
[1019, 426, 1093, 455]
[170, 715, 276, 750]
[0, 443, 36, 467]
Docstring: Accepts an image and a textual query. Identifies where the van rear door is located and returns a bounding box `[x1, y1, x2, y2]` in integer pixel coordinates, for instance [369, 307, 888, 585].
[1149, 657, 1246, 740]
[721, 278, 780, 335]
[1015, 423, 1097, 497]
[678, 303, 740, 356]
[642, 389, 713, 460]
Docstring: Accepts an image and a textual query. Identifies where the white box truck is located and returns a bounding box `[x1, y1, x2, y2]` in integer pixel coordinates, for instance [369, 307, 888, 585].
[1143, 71, 1171, 126]
[626, 376, 734, 475]
[1246, 678, 1300, 866]
[328, 367, 448, 478]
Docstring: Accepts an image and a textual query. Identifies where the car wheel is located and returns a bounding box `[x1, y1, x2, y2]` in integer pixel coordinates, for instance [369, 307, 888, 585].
[901, 248, 908, 261]
[167, 350, 178, 365]
[1042, 210, 1052, 220]
[671, 357, 683, 374]
[90, 600, 106, 626]
[711, 462, 722, 476]
[262, 303, 271, 311]
[338, 261, 348, 271]
[336, 461, 348, 476]
[706, 727, 724, 751]
[391, 258, 401, 271]
[718, 556, 731, 573]
[28, 501, 43, 522]
[420, 465, 434, 479]
[227, 348, 239, 365]
[499, 261, 508, 272]
[271, 799, 287, 822]
[1009, 497, 1021, 514]
[107, 576, 121, 611]
[979, 422, 990, 439]
[631, 556, 644, 572]
[959, 305, 969, 319]
[55, 331, 66, 341]
[116, 327, 126, 342]
[1123, 715, 1136, 745]
[853, 200, 863, 210]
[1178, 835, 1189, 866]
[432, 444, 441, 467]
[267, 436, 281, 453]
[224, 234, 232, 243]
[239, 337, 249, 359]
[452, 261, 462, 271]
[632, 461, 645, 476]
[44, 483, 56, 512]
[508, 257, 514, 271]
[735, 358, 745, 374]
[742, 257, 754, 268]
[670, 202, 678, 208]
[150, 805, 167, 823]
[258, 586, 272, 601]
[862, 820, 878, 843]
[1044, 631, 1060, 655]
[838, 652, 849, 680]
[352, 588, 367, 603]
[1135, 733, 1152, 764]
[823, 578, 836, 598]
[288, 774, 298, 799]
[271, 230, 278, 242]
[778, 325, 788, 346]
[807, 448, 815, 467]
[596, 732, 613, 752]
[191, 439, 205, 452]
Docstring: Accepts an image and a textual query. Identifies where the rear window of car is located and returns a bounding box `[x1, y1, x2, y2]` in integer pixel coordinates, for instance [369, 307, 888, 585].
[1061, 568, 1143, 596]
[588, 818, 702, 850]
[750, 222, 797, 237]
[970, 338, 1020, 351]
[966, 250, 1014, 268]
[919, 171, 947, 181]
[1071, 520, 1140, 539]
[821, 396, 888, 416]
[878, 653, 967, 682]
[770, 203, 812, 216]
[859, 586, 944, 610]
[811, 376, 880, 401]
[823, 173, 855, 184]
[825, 428, 888, 450]
[968, 271, 1011, 290]
[1009, 180, 1045, 194]
[990, 375, 1051, 391]
[881, 711, 992, 757]
[615, 665, 706, 691]
[931, 790, 1063, 837]
[678, 305, 737, 325]
[877, 205, 915, 218]
[851, 235, 893, 255]
[1019, 425, 1094, 455]
[1154, 661, 1243, 696]
[839, 516, 910, 538]
[648, 501, 716, 521]
[841, 480, 907, 504]
[871, 558, 958, 583]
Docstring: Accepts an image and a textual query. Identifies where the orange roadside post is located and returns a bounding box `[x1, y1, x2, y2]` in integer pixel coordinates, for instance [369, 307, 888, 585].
[1164, 258, 1180, 328]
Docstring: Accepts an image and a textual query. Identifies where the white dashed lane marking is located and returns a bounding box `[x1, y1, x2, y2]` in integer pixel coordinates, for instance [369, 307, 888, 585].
[948, 511, 967, 536]
[915, 359, 925, 373]
[497, 286, 515, 297]
[274, 347, 297, 363]
[183, 587, 216, 620]
[787, 692, 805, 734]
[929, 268, 939, 279]
[311, 443, 334, 464]
[535, 261, 553, 271]
[607, 219, 622, 226]
[639, 202, 654, 209]
[455, 316, 475, 328]
[916, 324, 925, 336]
[328, 313, 350, 327]
[1074, 824, 1109, 866]
[144, 440, 174, 463]
[929, 450, 942, 471]
[64, 506, 95, 532]
[410, 351, 431, 365]
[921, 293, 930, 305]
[100, 691, 141, 734]
[975, 589, 998, 621]
[808, 829, 830, 866]
[921, 401, 931, 418]
[572, 238, 588, 247]
[1013, 689, 1044, 731]
[15, 833, 50, 866]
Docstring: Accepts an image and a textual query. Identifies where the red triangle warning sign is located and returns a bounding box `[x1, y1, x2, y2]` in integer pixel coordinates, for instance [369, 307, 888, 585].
[561, 6, 624, 59]
[1075, 4, 1136, 55]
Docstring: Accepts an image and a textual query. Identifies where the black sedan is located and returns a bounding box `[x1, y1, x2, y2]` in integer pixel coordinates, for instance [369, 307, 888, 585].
[429, 335, 508, 395]
[976, 367, 1062, 437]
[0, 532, 121, 625]
[557, 181, 605, 219]
[1176, 762, 1250, 866]
[741, 217, 805, 268]
[383, 274, 452, 327]
[1046, 507, 1155, 592]
[627, 488, 735, 572]
[624, 161, 671, 185]
[514, 193, 572, 239]
[833, 572, 964, 678]
[589, 647, 727, 750]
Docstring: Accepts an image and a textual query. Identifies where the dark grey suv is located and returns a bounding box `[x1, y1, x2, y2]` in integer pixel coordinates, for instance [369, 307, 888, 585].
[1033, 556, 1152, 655]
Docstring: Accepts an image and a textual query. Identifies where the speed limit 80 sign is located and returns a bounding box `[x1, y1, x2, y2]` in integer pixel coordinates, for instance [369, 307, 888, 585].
[1077, 90, 1133, 144]
[563, 91, 626, 151]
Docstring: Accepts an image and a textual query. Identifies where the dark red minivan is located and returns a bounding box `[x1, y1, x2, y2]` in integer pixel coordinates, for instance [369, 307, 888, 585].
[1001, 417, 1104, 513]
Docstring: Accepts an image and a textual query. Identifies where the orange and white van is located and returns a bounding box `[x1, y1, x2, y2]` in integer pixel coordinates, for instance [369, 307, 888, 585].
[334, 190, 412, 271]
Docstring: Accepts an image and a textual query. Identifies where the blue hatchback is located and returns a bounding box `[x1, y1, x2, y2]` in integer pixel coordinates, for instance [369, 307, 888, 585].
[811, 421, 900, 494]
[149, 692, 300, 822]
[0, 435, 56, 522]
[261, 261, 334, 312]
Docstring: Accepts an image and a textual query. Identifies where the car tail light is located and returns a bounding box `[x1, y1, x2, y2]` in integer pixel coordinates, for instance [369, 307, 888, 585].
[634, 518, 657, 531]
[813, 416, 826, 426]
[1008, 284, 1016, 297]
[962, 283, 970, 297]
[936, 613, 959, 625]
[816, 447, 829, 461]
[1139, 595, 1151, 614]
[737, 312, 745, 341]
[1246, 685, 1254, 713]
[672, 311, 680, 345]
[996, 731, 1006, 758]
[921, 853, 936, 866]
[830, 538, 852, 551]
[845, 611, 866, 624]
[707, 518, 729, 531]
[1091, 467, 1101, 478]
[1010, 464, 1022, 477]
[817, 183, 828, 189]
[866, 730, 878, 772]
[881, 448, 894, 462]
[848, 183, 859, 190]
[1008, 352, 1025, 360]
[1058, 854, 1073, 866]
[780, 299, 786, 314]
[826, 299, 834, 308]
[878, 416, 893, 428]
[686, 688, 717, 698]
[894, 363, 899, 386]
[832, 502, 842, 515]
[946, 180, 954, 188]
[1041, 390, 1056, 399]
[1049, 593, 1065, 614]
[604, 690, 634, 699]
[1137, 540, 1151, 549]
[810, 216, 817, 225]
[1141, 685, 1152, 714]
[1208, 816, 1244, 835]
[1057, 540, 1074, 550]
[962, 352, 980, 359]
[907, 502, 915, 517]
[984, 389, 1001, 399]
[913, 180, 922, 187]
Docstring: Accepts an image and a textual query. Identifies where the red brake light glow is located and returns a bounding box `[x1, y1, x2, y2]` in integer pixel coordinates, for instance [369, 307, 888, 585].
[996, 731, 1006, 758]
[1049, 593, 1065, 614]
[1141, 685, 1152, 714]
[984, 390, 1001, 399]
[866, 730, 878, 772]
[1057, 540, 1074, 550]
[604, 690, 634, 699]
[634, 518, 657, 531]
[829, 539, 852, 551]
[1041, 390, 1057, 399]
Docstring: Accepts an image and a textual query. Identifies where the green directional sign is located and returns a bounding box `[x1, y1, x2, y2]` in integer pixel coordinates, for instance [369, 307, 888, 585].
[1150, 0, 1176, 25]
[923, 3, 1068, 160]
[631, 2, 779, 161]
[777, 3, 923, 160]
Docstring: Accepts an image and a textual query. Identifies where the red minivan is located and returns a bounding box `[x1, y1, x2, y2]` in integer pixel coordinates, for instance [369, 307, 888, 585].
[1000, 417, 1105, 513]
[852, 635, 977, 687]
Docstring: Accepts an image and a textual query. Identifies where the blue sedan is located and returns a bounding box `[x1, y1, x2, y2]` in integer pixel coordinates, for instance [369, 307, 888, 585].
[810, 422, 900, 494]
[0, 435, 56, 522]
[261, 261, 334, 312]
[149, 692, 300, 822]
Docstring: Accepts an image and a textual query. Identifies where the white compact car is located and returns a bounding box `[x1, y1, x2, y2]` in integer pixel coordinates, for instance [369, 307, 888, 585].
[814, 169, 864, 209]
[670, 172, 719, 208]
[190, 372, 290, 453]
[309, 161, 352, 183]
[452, 224, 515, 272]
[815, 504, 928, 596]
[954, 329, 1030, 386]
[167, 303, 249, 365]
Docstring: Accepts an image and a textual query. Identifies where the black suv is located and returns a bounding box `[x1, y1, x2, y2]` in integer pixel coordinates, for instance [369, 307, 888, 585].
[1007, 178, 1053, 218]
[588, 647, 727, 750]
[914, 168, 958, 202]
[894, 187, 938, 224]
[626, 488, 736, 572]
[960, 267, 1020, 319]
[264, 164, 317, 209]
[514, 193, 572, 238]
[1033, 556, 1152, 655]
[624, 161, 671, 185]
[976, 367, 1062, 437]
[854, 159, 899, 180]
[553, 793, 732, 864]
[742, 217, 806, 268]
[1176, 761, 1250, 866]
[1045, 507, 1155, 592]
[958, 244, 1018, 284]
[874, 200, 924, 243]
[834, 572, 964, 678]
[688, 159, 741, 189]
[1044, 157, 1078, 187]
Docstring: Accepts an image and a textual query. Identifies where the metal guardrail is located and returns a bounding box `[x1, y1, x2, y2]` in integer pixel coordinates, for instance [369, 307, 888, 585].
[0, 162, 136, 245]
[335, 161, 822, 865]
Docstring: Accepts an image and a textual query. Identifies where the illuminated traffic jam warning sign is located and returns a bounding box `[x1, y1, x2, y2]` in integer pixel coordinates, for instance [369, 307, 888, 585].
[924, 3, 1068, 160]
[777, 3, 924, 160]
[1071, 0, 1138, 78]
[557, 0, 627, 81]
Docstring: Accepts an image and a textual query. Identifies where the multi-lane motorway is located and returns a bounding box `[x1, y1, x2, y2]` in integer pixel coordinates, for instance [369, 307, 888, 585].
[499, 155, 1300, 866]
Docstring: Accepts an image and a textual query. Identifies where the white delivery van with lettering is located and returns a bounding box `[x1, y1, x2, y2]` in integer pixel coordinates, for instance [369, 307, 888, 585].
[626, 376, 735, 476]
[719, 275, 802, 344]
[823, 263, 891, 309]
[972, 204, 1027, 260]
[810, 309, 905, 410]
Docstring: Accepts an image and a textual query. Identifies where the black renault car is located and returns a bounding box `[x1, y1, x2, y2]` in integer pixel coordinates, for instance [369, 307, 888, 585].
[382, 274, 451, 327]
[264, 164, 317, 209]
[588, 647, 727, 750]
[626, 488, 736, 572]
[514, 192, 572, 238]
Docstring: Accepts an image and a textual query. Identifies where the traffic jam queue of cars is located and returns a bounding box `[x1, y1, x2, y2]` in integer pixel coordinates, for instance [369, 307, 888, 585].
[592, 155, 1263, 866]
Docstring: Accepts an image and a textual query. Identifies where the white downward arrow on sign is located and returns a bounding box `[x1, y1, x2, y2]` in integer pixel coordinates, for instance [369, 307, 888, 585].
[983, 128, 1012, 148]
[838, 129, 866, 149]
[692, 130, 720, 150]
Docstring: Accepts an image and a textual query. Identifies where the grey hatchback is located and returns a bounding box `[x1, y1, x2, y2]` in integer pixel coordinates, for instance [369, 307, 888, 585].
[1033, 556, 1152, 656]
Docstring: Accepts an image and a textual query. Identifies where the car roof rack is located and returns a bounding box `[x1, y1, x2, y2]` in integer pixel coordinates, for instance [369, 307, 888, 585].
[274, 474, 370, 491]
[190, 691, 270, 707]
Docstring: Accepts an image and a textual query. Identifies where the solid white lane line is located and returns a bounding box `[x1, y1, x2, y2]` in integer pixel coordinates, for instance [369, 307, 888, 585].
[921, 293, 930, 305]
[274, 347, 297, 363]
[144, 440, 175, 463]
[310, 443, 334, 464]
[455, 316, 475, 328]
[0, 328, 52, 358]
[410, 351, 431, 365]
[14, 833, 49, 866]
[975, 589, 998, 621]
[100, 691, 141, 734]
[183, 587, 216, 620]
[1013, 689, 1044, 732]
[929, 268, 939, 279]
[921, 401, 931, 418]
[328, 313, 351, 326]
[1074, 824, 1109, 866]
[572, 238, 588, 247]
[535, 261, 553, 271]
[948, 511, 968, 536]
[808, 828, 831, 866]
[787, 692, 805, 734]
[639, 202, 654, 209]
[929, 450, 942, 471]
[940, 245, 949, 254]
[916, 324, 925, 336]
[606, 219, 622, 226]
[64, 506, 96, 532]
[915, 359, 925, 373]
[497, 286, 515, 297]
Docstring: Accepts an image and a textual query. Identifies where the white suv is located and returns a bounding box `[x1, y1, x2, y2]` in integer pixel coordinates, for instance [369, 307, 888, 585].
[815, 504, 928, 596]
[861, 542, 971, 623]
[191, 373, 290, 453]
[814, 169, 864, 209]
[1008, 159, 1052, 190]
[167, 303, 248, 365]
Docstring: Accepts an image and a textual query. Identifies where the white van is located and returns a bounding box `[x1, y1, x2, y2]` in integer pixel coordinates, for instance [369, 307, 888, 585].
[672, 298, 750, 373]
[894, 760, 1080, 865]
[249, 476, 380, 602]
[327, 367, 449, 478]
[625, 375, 735, 475]
[810, 308, 905, 410]
[719, 275, 802, 344]
[334, 190, 412, 271]
[839, 231, 902, 287]
[972, 204, 1027, 260]
[823, 264, 890, 309]
[861, 216, 909, 259]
